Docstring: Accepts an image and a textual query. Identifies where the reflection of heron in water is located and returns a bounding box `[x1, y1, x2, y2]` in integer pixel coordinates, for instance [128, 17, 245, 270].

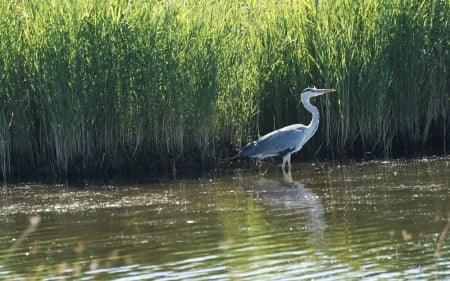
[243, 170, 326, 244]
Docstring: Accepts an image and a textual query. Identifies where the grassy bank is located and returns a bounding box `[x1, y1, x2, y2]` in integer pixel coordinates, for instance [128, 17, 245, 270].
[1, 0, 449, 181]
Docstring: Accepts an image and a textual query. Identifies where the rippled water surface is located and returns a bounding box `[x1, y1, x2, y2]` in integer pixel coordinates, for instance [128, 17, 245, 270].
[1, 157, 449, 280]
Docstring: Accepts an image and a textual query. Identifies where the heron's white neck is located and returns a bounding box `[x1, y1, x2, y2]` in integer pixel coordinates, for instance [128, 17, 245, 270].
[301, 94, 320, 130]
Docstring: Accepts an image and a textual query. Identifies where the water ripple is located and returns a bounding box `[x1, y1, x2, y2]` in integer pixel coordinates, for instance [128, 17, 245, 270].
[1, 158, 449, 280]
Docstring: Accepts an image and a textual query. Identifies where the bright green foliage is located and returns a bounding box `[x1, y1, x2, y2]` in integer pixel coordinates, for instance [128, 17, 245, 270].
[0, 0, 448, 179]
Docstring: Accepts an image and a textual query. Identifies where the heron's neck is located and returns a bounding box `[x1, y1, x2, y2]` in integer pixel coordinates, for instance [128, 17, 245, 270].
[301, 95, 320, 130]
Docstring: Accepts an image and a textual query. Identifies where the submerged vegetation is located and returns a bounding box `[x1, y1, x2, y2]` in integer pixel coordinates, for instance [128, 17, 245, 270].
[0, 0, 449, 181]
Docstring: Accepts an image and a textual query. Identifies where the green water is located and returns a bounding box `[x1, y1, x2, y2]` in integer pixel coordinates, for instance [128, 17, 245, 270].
[1, 157, 449, 280]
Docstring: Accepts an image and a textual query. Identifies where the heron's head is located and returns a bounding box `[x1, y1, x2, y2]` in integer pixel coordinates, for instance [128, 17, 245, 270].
[301, 87, 336, 98]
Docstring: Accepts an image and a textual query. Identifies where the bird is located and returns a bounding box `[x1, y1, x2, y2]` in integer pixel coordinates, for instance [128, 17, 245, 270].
[239, 87, 336, 172]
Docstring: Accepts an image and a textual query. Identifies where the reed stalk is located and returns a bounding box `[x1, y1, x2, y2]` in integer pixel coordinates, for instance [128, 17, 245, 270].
[0, 0, 448, 181]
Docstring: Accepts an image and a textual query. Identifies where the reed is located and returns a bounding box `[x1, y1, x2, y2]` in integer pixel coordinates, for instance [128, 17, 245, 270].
[0, 0, 448, 181]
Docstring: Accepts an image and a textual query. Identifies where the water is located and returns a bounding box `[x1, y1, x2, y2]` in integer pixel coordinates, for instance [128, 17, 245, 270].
[1, 157, 449, 280]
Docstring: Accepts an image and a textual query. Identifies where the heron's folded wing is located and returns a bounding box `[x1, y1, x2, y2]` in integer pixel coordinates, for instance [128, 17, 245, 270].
[243, 127, 307, 158]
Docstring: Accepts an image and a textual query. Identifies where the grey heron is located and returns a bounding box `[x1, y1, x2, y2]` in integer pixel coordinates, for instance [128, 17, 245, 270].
[239, 87, 336, 172]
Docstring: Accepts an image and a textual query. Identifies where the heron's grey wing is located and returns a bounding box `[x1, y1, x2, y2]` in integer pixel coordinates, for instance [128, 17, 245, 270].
[241, 126, 307, 158]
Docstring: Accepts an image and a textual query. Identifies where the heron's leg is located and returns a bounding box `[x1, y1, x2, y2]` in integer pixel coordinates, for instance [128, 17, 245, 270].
[287, 154, 292, 173]
[282, 154, 291, 173]
[282, 167, 293, 183]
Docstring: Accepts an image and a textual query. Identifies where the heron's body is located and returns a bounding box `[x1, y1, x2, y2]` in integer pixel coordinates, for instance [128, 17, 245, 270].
[239, 87, 335, 172]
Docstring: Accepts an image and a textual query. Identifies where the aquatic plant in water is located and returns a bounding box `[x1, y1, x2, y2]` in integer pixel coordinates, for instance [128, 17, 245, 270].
[0, 0, 448, 180]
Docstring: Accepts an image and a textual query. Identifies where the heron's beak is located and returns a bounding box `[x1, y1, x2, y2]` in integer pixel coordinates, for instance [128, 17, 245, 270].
[316, 88, 336, 96]
[322, 88, 336, 94]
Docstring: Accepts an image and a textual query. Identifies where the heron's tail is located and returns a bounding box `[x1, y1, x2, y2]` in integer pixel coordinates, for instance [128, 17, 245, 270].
[220, 141, 258, 163]
[238, 141, 258, 158]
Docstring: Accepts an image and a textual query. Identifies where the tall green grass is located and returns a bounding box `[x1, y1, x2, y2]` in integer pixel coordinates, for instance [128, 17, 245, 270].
[0, 0, 449, 180]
